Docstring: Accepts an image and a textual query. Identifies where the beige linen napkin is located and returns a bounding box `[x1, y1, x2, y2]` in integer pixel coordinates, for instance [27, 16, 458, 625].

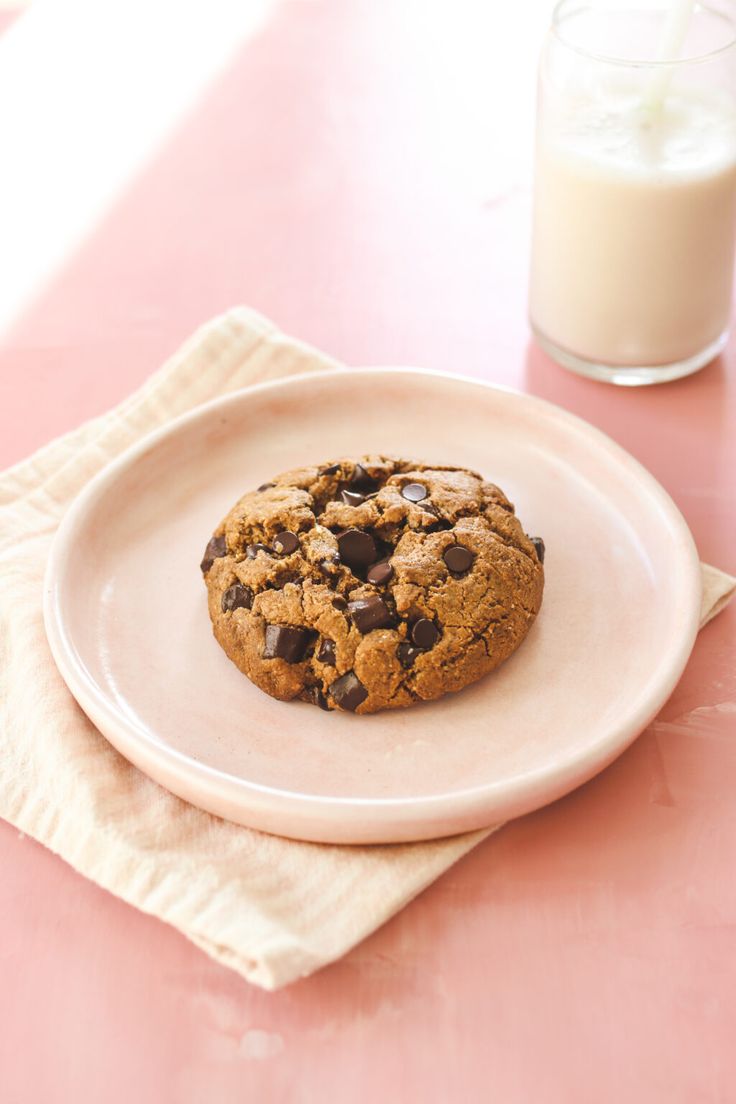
[1, 307, 734, 991]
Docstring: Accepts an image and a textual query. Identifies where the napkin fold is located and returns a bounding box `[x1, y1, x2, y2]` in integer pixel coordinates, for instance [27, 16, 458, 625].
[1, 307, 733, 990]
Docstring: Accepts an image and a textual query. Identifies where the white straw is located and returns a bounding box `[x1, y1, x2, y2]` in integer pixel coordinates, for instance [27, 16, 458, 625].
[643, 0, 695, 112]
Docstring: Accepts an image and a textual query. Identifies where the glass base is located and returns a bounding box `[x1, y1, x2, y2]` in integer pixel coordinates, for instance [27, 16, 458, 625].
[532, 327, 728, 386]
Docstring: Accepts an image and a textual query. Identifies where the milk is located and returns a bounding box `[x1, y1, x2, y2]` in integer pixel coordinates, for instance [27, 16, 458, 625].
[530, 88, 736, 368]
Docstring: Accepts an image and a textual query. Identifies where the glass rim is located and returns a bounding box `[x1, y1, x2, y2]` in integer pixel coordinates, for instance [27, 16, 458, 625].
[551, 0, 736, 68]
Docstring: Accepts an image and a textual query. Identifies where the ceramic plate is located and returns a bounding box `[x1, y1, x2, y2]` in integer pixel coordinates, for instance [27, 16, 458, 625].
[44, 369, 701, 843]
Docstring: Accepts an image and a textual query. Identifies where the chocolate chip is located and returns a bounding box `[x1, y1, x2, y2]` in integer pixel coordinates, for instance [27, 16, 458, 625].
[329, 671, 368, 711]
[411, 618, 440, 649]
[320, 463, 341, 476]
[221, 583, 253, 612]
[311, 686, 330, 710]
[337, 528, 377, 569]
[531, 536, 545, 564]
[200, 534, 227, 574]
[317, 638, 336, 666]
[348, 594, 395, 634]
[351, 463, 378, 492]
[257, 482, 275, 492]
[443, 545, 475, 574]
[397, 642, 421, 668]
[273, 530, 299, 554]
[401, 482, 427, 503]
[332, 595, 348, 610]
[246, 543, 271, 559]
[341, 489, 365, 507]
[263, 624, 311, 663]
[367, 559, 393, 586]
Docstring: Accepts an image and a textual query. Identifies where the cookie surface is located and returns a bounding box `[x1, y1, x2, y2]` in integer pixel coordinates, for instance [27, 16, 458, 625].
[201, 457, 544, 714]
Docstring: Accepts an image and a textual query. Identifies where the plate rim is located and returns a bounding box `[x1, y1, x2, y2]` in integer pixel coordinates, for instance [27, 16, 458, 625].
[43, 367, 702, 840]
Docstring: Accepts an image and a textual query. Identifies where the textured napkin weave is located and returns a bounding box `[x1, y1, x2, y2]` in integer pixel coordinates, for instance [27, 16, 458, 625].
[1, 307, 734, 990]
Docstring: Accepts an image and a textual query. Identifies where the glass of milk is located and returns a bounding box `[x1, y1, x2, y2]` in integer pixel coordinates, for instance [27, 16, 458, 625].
[529, 0, 736, 385]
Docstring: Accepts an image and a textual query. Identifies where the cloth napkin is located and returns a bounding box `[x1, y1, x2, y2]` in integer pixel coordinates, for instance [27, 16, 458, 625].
[1, 307, 734, 991]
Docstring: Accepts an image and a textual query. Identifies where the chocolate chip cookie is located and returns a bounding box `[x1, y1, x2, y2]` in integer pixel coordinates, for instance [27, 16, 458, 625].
[201, 457, 544, 714]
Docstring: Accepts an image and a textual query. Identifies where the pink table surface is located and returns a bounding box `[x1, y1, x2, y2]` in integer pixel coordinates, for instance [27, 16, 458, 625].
[1, 2, 735, 1101]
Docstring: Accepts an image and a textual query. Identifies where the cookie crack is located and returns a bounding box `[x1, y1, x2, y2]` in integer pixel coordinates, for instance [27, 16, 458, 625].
[388, 676, 421, 704]
[472, 612, 511, 657]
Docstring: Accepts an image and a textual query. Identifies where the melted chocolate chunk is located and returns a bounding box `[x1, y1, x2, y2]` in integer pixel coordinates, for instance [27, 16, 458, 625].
[350, 463, 379, 493]
[401, 482, 428, 503]
[246, 543, 271, 559]
[337, 528, 377, 569]
[530, 536, 545, 564]
[263, 624, 311, 663]
[366, 559, 393, 586]
[329, 671, 368, 711]
[397, 642, 421, 668]
[341, 489, 365, 507]
[320, 463, 341, 476]
[348, 595, 395, 634]
[257, 482, 275, 492]
[200, 534, 226, 574]
[411, 618, 440, 649]
[443, 545, 475, 574]
[317, 638, 336, 666]
[311, 686, 330, 710]
[273, 530, 299, 555]
[221, 583, 253, 612]
[332, 594, 348, 610]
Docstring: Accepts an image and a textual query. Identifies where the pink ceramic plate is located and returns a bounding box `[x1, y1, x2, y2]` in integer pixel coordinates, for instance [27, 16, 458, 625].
[44, 369, 701, 844]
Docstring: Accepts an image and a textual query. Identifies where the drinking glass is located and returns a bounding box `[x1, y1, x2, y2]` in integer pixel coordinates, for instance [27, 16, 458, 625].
[529, 0, 736, 385]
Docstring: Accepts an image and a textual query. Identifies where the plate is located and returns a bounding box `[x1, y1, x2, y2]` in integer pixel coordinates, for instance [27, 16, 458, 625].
[44, 369, 701, 843]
